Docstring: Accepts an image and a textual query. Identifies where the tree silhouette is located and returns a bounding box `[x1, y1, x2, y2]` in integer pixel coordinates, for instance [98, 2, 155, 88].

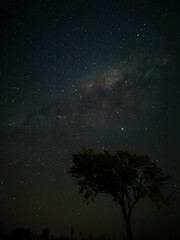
[69, 148, 173, 240]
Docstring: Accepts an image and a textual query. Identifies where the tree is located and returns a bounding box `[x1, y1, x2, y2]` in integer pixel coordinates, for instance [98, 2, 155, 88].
[68, 148, 173, 240]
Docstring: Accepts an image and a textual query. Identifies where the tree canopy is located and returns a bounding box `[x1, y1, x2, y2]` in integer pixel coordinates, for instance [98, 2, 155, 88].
[69, 148, 173, 240]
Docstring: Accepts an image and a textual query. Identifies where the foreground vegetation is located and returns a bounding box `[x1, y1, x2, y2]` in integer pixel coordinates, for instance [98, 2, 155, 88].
[0, 227, 116, 240]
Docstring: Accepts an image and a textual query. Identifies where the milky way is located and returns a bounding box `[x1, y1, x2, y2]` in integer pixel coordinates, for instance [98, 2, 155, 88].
[0, 1, 179, 239]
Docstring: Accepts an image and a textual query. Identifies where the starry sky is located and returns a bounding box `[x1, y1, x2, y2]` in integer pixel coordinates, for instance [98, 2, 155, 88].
[0, 0, 180, 239]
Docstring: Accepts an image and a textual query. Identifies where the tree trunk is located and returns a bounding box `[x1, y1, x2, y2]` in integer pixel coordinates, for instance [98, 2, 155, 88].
[119, 200, 134, 240]
[124, 216, 133, 240]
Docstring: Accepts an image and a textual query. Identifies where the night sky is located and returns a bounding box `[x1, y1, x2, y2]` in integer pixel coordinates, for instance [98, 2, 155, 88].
[0, 0, 180, 239]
